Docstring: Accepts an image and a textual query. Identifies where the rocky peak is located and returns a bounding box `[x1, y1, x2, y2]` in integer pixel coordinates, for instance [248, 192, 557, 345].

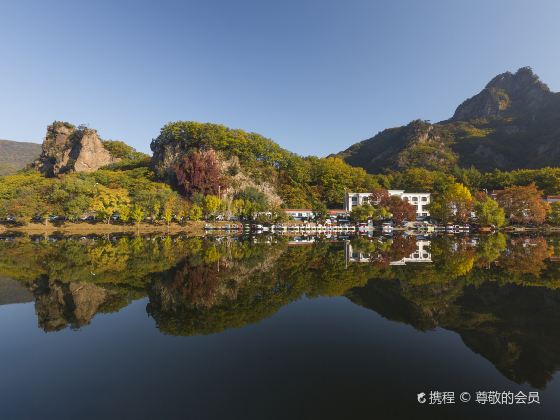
[33, 121, 120, 176]
[451, 67, 552, 121]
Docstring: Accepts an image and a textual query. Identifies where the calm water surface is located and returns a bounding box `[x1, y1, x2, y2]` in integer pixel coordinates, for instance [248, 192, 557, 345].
[1, 233, 560, 419]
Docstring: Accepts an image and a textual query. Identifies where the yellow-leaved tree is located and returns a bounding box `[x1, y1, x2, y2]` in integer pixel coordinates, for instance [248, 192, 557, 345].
[91, 185, 130, 224]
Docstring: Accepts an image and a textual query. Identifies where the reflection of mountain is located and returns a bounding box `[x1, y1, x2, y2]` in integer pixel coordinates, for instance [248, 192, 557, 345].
[347, 279, 560, 389]
[3, 234, 560, 388]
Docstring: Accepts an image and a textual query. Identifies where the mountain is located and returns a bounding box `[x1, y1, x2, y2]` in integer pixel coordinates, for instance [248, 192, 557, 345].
[0, 139, 41, 175]
[337, 67, 560, 173]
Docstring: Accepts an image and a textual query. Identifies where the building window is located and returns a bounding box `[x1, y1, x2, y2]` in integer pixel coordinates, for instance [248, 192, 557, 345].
[421, 197, 428, 201]
[412, 197, 418, 201]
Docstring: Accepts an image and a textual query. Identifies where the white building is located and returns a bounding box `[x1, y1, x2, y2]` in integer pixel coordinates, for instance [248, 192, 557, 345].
[344, 190, 431, 219]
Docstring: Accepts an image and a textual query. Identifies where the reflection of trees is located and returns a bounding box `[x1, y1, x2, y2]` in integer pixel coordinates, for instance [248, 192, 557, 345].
[146, 241, 376, 336]
[475, 233, 507, 268]
[0, 236, 209, 331]
[497, 237, 551, 276]
[3, 233, 560, 342]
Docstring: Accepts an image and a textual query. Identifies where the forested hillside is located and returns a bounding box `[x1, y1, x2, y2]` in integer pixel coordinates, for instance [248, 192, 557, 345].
[150, 121, 381, 208]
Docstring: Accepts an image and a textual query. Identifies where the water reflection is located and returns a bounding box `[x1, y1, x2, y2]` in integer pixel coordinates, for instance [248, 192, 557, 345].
[1, 233, 560, 388]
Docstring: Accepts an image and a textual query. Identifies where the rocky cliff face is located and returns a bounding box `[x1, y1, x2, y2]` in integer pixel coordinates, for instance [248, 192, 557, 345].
[451, 67, 553, 121]
[33, 122, 120, 176]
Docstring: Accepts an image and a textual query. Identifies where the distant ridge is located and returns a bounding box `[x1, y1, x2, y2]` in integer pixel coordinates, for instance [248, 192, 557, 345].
[0, 139, 41, 175]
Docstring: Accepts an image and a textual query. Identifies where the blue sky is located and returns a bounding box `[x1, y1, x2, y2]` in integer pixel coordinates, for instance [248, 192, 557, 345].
[1, 0, 559, 156]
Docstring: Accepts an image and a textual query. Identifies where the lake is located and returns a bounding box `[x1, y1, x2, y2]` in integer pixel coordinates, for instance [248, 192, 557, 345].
[1, 233, 560, 419]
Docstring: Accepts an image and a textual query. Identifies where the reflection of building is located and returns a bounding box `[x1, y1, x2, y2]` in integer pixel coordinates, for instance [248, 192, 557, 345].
[327, 209, 349, 219]
[345, 242, 376, 263]
[389, 240, 432, 265]
[344, 190, 431, 218]
[344, 240, 432, 265]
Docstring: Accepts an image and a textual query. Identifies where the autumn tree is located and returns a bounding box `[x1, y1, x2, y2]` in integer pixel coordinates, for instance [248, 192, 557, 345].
[386, 196, 416, 224]
[203, 195, 222, 220]
[369, 188, 390, 206]
[173, 149, 222, 197]
[429, 183, 473, 223]
[91, 186, 131, 224]
[496, 183, 548, 225]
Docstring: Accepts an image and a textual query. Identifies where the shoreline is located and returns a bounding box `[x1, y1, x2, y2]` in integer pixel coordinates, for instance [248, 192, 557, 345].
[0, 221, 206, 236]
[4, 221, 560, 236]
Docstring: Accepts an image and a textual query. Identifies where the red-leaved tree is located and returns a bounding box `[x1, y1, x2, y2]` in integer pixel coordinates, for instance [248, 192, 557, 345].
[387, 195, 416, 224]
[173, 149, 222, 197]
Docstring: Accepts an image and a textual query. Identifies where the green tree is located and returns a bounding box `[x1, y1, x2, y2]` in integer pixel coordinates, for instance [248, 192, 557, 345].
[312, 201, 328, 222]
[189, 204, 203, 221]
[548, 202, 560, 225]
[162, 197, 177, 227]
[474, 196, 505, 227]
[350, 204, 374, 222]
[130, 205, 145, 227]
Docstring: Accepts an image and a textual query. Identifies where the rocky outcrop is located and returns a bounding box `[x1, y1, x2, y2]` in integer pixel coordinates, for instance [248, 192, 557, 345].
[33, 121, 120, 176]
[451, 67, 552, 121]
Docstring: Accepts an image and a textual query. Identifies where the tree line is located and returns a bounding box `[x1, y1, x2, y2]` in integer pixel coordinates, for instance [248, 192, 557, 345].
[4, 120, 560, 226]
